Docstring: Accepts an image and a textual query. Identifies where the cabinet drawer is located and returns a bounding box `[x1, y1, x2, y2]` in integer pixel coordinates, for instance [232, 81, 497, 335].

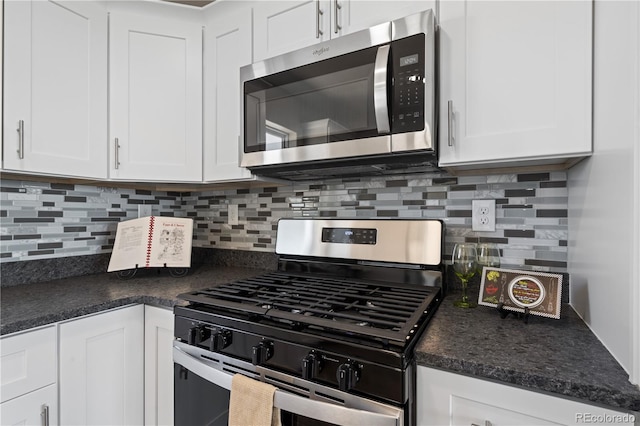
[1, 326, 56, 403]
[0, 383, 58, 426]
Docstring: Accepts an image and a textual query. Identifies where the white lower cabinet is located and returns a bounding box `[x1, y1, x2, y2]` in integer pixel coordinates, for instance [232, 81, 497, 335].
[0, 304, 173, 425]
[0, 326, 57, 425]
[0, 384, 58, 426]
[59, 305, 145, 426]
[144, 306, 175, 426]
[417, 367, 635, 426]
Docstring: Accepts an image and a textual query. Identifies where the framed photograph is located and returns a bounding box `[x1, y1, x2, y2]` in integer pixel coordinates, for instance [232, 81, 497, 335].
[478, 267, 563, 319]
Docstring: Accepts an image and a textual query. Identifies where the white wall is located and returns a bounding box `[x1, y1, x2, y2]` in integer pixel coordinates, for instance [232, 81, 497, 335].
[568, 0, 640, 383]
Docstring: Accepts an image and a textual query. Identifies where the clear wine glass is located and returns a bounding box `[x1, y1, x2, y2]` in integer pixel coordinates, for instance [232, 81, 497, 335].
[452, 243, 478, 308]
[477, 243, 501, 273]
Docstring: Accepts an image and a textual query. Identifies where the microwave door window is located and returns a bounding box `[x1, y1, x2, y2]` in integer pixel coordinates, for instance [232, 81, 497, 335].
[244, 45, 384, 153]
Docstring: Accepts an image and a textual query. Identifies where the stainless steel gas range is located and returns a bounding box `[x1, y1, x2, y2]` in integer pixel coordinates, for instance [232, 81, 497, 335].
[173, 218, 444, 426]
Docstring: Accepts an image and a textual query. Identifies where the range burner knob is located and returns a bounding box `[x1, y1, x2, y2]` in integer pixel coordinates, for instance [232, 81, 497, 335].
[301, 352, 322, 380]
[187, 325, 210, 346]
[251, 341, 274, 366]
[187, 327, 198, 345]
[336, 361, 361, 392]
[210, 329, 232, 352]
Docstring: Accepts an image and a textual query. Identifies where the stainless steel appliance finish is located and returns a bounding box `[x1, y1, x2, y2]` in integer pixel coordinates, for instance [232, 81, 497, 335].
[240, 10, 437, 179]
[174, 341, 403, 426]
[275, 218, 443, 266]
[173, 219, 444, 426]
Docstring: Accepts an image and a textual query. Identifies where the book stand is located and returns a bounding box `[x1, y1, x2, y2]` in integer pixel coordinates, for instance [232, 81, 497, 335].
[115, 263, 190, 280]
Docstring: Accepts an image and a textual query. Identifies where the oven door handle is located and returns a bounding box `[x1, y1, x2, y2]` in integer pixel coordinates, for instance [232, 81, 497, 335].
[173, 346, 401, 426]
[373, 44, 391, 135]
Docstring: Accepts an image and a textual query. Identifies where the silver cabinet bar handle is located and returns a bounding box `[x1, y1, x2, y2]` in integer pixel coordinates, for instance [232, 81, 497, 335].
[41, 404, 49, 426]
[316, 0, 324, 38]
[447, 100, 454, 147]
[334, 0, 342, 34]
[17, 120, 24, 159]
[114, 138, 121, 169]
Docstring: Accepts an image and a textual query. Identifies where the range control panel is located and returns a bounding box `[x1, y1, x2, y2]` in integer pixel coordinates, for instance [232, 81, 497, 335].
[321, 227, 377, 245]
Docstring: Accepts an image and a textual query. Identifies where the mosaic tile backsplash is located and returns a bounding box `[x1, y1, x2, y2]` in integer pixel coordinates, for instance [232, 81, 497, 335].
[0, 171, 568, 272]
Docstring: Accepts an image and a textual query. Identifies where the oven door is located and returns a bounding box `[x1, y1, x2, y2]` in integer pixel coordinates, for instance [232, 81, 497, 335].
[173, 342, 403, 426]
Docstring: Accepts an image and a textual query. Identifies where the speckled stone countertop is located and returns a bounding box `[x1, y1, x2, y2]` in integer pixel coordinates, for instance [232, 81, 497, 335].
[416, 292, 640, 413]
[2, 266, 639, 414]
[0, 264, 263, 335]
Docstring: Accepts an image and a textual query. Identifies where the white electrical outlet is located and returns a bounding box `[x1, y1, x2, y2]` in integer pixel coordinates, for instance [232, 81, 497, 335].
[137, 205, 152, 218]
[472, 199, 496, 232]
[228, 204, 239, 225]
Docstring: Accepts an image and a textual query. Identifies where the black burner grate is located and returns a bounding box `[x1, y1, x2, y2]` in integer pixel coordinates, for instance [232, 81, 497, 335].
[179, 272, 439, 345]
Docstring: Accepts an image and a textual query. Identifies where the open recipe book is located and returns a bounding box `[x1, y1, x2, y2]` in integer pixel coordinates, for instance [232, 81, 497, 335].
[107, 216, 193, 272]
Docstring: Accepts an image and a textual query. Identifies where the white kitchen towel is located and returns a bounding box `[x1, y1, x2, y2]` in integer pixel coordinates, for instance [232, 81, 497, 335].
[228, 373, 281, 426]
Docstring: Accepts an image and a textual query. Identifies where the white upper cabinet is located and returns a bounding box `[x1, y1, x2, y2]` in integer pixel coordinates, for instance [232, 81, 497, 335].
[109, 9, 203, 182]
[203, 1, 254, 182]
[3, 0, 108, 178]
[253, 0, 333, 62]
[438, 1, 593, 169]
[253, 0, 434, 62]
[342, 1, 434, 35]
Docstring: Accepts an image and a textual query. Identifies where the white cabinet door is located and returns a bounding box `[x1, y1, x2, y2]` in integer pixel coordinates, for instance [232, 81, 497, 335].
[341, 0, 434, 35]
[144, 306, 175, 426]
[0, 384, 58, 426]
[438, 1, 593, 168]
[59, 305, 144, 426]
[417, 367, 634, 426]
[203, 3, 253, 182]
[253, 0, 332, 62]
[3, 0, 107, 178]
[253, 0, 435, 62]
[109, 12, 203, 182]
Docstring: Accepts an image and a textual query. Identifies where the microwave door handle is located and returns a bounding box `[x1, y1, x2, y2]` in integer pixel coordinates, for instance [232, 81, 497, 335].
[373, 44, 391, 134]
[173, 346, 399, 426]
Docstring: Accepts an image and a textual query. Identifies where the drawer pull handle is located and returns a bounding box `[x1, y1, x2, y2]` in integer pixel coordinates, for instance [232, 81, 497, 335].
[114, 138, 121, 169]
[316, 0, 324, 38]
[447, 100, 454, 147]
[17, 120, 25, 159]
[41, 404, 50, 426]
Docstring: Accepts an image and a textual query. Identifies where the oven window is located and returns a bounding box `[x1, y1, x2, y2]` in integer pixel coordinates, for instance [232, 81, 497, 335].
[174, 364, 230, 426]
[244, 44, 384, 153]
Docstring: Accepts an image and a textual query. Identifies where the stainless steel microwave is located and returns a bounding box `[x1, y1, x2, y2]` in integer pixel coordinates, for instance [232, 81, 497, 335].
[240, 10, 436, 180]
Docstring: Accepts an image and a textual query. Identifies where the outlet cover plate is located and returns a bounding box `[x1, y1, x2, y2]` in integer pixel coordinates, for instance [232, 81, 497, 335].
[137, 205, 152, 218]
[472, 199, 496, 232]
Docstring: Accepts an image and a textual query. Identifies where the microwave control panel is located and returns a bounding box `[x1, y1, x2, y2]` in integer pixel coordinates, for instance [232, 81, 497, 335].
[391, 33, 426, 134]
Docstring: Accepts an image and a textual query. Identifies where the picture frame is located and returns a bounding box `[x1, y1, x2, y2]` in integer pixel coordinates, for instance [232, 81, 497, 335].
[478, 267, 563, 319]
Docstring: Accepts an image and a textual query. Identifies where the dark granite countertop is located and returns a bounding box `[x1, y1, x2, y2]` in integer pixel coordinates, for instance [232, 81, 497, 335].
[0, 264, 263, 335]
[1, 266, 639, 414]
[416, 292, 640, 413]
